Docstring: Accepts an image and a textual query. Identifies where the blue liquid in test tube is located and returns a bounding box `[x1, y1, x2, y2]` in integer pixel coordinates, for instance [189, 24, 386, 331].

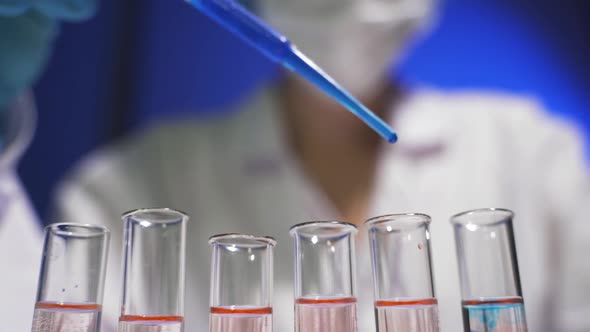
[462, 297, 527, 331]
[184, 0, 398, 143]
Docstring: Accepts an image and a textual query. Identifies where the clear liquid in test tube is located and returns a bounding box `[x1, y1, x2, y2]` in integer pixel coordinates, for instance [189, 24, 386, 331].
[290, 221, 359, 332]
[209, 233, 276, 332]
[451, 208, 528, 332]
[118, 208, 188, 332]
[366, 214, 439, 332]
[31, 223, 110, 332]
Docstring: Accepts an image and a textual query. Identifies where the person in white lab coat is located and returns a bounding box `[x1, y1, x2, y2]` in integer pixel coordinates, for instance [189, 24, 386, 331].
[55, 0, 590, 331]
[0, 2, 99, 330]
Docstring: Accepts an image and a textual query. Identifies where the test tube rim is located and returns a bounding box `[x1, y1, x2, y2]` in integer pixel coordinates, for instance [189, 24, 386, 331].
[364, 213, 431, 230]
[122, 207, 189, 225]
[288, 220, 358, 237]
[208, 233, 277, 247]
[45, 222, 110, 238]
[450, 208, 514, 227]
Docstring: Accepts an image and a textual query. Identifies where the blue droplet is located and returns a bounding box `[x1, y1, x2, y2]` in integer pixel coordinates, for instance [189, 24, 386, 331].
[61, 288, 65, 292]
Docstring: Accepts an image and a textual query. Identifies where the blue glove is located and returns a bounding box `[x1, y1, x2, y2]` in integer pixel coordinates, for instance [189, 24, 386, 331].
[0, 0, 33, 16]
[35, 0, 98, 21]
[0, 0, 97, 20]
[0, 0, 97, 108]
[0, 11, 57, 108]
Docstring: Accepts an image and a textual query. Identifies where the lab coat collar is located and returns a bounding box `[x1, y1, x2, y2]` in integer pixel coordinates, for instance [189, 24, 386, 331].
[233, 86, 453, 222]
[389, 89, 451, 160]
[237, 86, 452, 166]
[234, 86, 339, 219]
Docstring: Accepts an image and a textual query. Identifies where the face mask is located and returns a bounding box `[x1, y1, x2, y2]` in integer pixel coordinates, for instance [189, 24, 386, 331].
[259, 0, 435, 96]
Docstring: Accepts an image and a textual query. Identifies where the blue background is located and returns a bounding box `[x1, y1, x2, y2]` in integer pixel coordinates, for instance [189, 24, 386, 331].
[20, 0, 590, 221]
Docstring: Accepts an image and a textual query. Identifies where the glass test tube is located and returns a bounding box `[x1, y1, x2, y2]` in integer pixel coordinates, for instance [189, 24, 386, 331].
[451, 208, 527, 332]
[290, 221, 358, 332]
[366, 214, 439, 332]
[31, 223, 110, 332]
[209, 234, 276, 332]
[118, 208, 188, 332]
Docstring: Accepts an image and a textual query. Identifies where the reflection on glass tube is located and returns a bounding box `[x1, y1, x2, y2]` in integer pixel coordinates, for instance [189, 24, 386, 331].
[366, 214, 440, 332]
[31, 223, 110, 332]
[118, 208, 188, 332]
[209, 233, 276, 332]
[290, 221, 358, 332]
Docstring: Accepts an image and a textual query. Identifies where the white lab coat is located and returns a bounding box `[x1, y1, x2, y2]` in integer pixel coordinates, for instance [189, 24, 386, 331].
[0, 171, 42, 331]
[55, 88, 590, 332]
[0, 93, 43, 331]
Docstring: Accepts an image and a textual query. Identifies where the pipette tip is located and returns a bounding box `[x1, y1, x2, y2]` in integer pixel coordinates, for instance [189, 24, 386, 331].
[387, 132, 398, 144]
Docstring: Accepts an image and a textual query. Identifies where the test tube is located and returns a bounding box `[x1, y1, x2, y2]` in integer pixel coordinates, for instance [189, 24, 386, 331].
[289, 221, 358, 332]
[209, 234, 276, 332]
[451, 208, 528, 332]
[366, 214, 439, 332]
[118, 208, 188, 332]
[31, 223, 110, 332]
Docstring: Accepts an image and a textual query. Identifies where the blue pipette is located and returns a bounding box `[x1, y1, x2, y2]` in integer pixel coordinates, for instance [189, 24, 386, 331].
[184, 0, 398, 143]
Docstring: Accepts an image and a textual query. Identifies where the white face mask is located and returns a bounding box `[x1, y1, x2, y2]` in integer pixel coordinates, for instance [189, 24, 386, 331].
[259, 0, 436, 96]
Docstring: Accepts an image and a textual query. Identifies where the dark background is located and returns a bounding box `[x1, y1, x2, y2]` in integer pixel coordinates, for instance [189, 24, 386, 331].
[21, 0, 590, 223]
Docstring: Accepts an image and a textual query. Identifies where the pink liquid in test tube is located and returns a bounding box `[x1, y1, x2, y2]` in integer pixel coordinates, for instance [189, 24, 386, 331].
[118, 315, 184, 332]
[209, 307, 273, 332]
[374, 298, 439, 332]
[295, 297, 358, 332]
[31, 302, 102, 332]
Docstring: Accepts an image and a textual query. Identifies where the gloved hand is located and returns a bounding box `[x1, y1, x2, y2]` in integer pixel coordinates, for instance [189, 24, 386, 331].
[0, 0, 97, 108]
[0, 12, 56, 109]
